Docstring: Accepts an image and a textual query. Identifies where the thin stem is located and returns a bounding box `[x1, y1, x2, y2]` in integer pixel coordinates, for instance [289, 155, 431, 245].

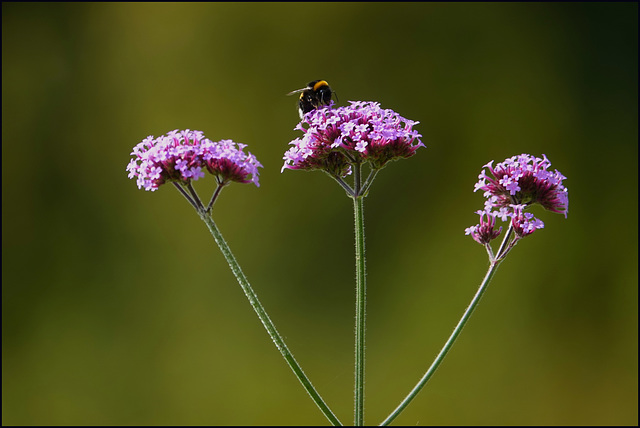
[484, 242, 495, 260]
[198, 213, 343, 426]
[360, 168, 380, 197]
[172, 182, 199, 210]
[379, 259, 502, 426]
[495, 223, 515, 261]
[186, 181, 206, 212]
[353, 195, 366, 426]
[340, 148, 358, 164]
[206, 182, 225, 213]
[353, 162, 362, 196]
[324, 171, 356, 197]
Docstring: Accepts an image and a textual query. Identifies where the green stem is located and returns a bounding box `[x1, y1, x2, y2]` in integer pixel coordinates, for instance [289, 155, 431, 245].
[324, 171, 355, 197]
[199, 212, 343, 426]
[186, 182, 206, 211]
[353, 162, 362, 196]
[206, 182, 225, 213]
[172, 182, 199, 210]
[353, 195, 366, 426]
[379, 259, 502, 426]
[360, 168, 380, 197]
[495, 224, 515, 261]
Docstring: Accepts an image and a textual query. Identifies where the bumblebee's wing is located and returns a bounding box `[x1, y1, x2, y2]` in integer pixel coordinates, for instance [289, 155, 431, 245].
[286, 87, 308, 96]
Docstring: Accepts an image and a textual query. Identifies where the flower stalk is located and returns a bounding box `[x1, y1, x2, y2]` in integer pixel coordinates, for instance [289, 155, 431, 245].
[198, 210, 343, 426]
[353, 194, 366, 426]
[379, 252, 503, 426]
[175, 182, 343, 425]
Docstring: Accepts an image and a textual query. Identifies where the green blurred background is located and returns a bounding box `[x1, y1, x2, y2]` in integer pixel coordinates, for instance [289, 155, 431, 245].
[2, 2, 637, 426]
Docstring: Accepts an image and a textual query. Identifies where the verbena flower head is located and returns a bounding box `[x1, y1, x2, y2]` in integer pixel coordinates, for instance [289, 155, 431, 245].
[282, 101, 424, 176]
[474, 153, 568, 217]
[127, 129, 262, 191]
[467, 153, 568, 245]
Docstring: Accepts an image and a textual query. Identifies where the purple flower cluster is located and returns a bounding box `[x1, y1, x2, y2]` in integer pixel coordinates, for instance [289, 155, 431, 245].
[127, 129, 262, 191]
[282, 101, 424, 176]
[465, 210, 502, 245]
[466, 154, 568, 243]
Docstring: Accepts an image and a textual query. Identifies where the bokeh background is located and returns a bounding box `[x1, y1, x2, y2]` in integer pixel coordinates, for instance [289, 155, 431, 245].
[2, 2, 637, 426]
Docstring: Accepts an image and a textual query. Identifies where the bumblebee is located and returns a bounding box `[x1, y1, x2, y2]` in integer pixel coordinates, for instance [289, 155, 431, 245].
[287, 80, 336, 119]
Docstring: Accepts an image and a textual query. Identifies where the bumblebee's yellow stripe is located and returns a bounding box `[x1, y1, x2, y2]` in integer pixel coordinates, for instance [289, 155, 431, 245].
[313, 80, 329, 91]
